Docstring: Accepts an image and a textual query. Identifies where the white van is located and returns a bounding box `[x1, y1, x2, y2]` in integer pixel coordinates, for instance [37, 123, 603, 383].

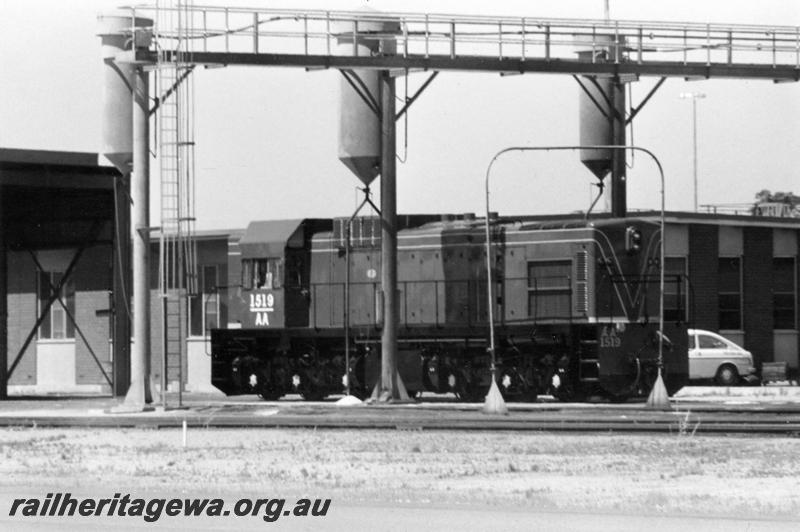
[687, 329, 757, 385]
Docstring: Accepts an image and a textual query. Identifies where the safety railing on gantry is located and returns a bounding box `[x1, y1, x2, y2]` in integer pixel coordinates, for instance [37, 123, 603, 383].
[121, 6, 800, 78]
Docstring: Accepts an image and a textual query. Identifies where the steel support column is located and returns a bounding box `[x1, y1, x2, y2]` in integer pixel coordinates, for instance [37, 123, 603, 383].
[122, 65, 152, 408]
[374, 69, 408, 402]
[0, 186, 5, 399]
[112, 174, 131, 396]
[610, 79, 627, 217]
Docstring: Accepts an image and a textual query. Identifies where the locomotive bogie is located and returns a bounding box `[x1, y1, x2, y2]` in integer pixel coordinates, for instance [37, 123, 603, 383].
[212, 331, 367, 400]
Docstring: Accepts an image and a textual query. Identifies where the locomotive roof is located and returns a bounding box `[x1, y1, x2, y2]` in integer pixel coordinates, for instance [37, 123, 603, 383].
[250, 212, 800, 256]
[239, 219, 332, 258]
[239, 219, 305, 258]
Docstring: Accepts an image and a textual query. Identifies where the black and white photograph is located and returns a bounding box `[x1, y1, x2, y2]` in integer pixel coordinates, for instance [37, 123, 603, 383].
[1, 0, 800, 530]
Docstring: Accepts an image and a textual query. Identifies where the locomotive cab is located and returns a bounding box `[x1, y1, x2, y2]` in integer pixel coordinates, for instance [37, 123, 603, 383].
[241, 257, 284, 327]
[231, 219, 325, 329]
[211, 219, 330, 398]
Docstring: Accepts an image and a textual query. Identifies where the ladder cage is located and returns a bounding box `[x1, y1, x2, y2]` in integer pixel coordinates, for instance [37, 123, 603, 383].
[155, 0, 199, 396]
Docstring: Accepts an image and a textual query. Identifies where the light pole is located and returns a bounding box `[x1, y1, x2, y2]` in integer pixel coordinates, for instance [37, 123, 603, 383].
[484, 145, 669, 413]
[679, 92, 705, 212]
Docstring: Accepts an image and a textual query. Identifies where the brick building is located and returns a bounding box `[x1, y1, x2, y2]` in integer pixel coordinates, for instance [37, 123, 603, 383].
[0, 148, 239, 396]
[6, 229, 237, 395]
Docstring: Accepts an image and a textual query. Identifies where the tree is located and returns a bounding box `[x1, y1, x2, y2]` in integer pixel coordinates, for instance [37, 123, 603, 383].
[753, 190, 800, 205]
[752, 189, 800, 218]
[754, 189, 772, 203]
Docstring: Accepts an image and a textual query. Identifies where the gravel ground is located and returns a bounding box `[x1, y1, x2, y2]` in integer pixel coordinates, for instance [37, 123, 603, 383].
[1, 427, 800, 520]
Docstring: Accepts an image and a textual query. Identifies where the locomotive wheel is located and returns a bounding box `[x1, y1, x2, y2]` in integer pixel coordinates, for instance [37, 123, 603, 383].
[258, 389, 283, 401]
[604, 391, 630, 404]
[297, 376, 327, 401]
[516, 389, 538, 403]
[499, 384, 539, 403]
[459, 385, 488, 403]
[552, 383, 586, 402]
[295, 364, 329, 401]
[256, 363, 285, 401]
[347, 387, 369, 400]
[300, 389, 327, 401]
[448, 370, 481, 402]
[498, 368, 539, 402]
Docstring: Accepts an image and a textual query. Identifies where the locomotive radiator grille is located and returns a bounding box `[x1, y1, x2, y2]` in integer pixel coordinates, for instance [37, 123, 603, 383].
[575, 250, 589, 314]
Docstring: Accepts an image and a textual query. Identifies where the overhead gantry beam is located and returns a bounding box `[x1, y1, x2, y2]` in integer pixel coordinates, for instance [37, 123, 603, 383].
[136, 51, 800, 81]
[121, 7, 800, 83]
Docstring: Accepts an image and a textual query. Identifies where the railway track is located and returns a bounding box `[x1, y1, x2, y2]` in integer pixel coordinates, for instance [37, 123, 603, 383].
[2, 401, 800, 434]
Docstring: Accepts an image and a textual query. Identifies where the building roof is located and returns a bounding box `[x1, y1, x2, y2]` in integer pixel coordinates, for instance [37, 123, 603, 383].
[0, 148, 112, 169]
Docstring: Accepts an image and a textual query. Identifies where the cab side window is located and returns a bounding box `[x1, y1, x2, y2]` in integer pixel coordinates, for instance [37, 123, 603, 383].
[242, 258, 283, 289]
[254, 260, 271, 289]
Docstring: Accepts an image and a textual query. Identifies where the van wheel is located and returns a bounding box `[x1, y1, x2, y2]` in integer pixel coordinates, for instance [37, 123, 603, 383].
[715, 364, 739, 386]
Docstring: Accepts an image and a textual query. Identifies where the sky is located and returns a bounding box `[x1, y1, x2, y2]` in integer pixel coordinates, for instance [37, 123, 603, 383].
[0, 0, 798, 230]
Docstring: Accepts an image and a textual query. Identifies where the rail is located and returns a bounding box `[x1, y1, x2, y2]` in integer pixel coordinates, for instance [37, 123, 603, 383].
[118, 6, 800, 79]
[8, 402, 800, 433]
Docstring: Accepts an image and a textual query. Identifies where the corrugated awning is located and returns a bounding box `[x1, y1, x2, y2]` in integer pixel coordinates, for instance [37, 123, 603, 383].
[238, 219, 305, 259]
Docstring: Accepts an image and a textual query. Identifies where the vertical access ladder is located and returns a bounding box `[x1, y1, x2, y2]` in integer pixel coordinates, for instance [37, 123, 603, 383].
[155, 0, 198, 404]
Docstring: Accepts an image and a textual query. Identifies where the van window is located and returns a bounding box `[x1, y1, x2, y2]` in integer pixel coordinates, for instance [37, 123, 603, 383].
[698, 334, 726, 349]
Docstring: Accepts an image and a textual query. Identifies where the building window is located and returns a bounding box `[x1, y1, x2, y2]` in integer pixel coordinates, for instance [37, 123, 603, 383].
[242, 258, 283, 290]
[773, 257, 796, 330]
[664, 257, 688, 323]
[37, 271, 75, 340]
[528, 260, 571, 319]
[189, 265, 219, 337]
[718, 257, 742, 330]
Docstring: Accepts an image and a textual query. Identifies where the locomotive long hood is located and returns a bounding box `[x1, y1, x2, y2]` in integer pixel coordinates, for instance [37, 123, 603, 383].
[239, 219, 306, 259]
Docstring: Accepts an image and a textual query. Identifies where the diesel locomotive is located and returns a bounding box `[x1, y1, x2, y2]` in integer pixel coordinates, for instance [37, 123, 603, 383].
[210, 214, 689, 402]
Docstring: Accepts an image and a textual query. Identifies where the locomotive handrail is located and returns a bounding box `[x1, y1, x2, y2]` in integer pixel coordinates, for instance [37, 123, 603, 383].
[593, 228, 634, 308]
[484, 145, 666, 408]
